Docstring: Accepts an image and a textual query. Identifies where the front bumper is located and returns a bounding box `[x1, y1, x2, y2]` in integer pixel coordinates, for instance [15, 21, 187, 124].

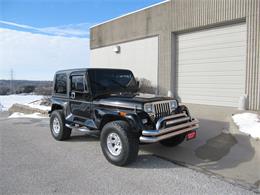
[139, 113, 199, 143]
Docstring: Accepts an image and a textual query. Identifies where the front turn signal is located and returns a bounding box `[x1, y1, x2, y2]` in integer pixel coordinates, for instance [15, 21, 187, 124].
[118, 112, 127, 117]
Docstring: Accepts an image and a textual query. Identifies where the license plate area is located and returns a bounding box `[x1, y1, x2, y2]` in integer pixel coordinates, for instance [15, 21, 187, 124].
[186, 130, 196, 140]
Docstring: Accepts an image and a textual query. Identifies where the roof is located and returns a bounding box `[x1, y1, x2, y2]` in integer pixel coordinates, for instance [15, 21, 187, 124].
[55, 68, 132, 74]
[55, 68, 88, 74]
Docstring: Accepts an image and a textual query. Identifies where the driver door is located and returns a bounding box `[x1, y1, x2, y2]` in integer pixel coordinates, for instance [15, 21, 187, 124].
[69, 73, 91, 119]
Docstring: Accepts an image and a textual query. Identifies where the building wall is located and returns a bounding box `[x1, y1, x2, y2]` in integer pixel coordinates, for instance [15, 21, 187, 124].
[90, 36, 159, 86]
[90, 1, 170, 48]
[90, 0, 260, 110]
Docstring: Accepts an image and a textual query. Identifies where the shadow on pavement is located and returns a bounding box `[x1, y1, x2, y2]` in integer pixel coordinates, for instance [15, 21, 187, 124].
[68, 134, 100, 142]
[195, 132, 237, 161]
[142, 118, 255, 169]
[64, 128, 100, 142]
[140, 118, 257, 187]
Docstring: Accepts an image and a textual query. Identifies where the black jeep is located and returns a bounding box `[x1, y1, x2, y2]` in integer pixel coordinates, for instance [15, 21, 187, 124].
[49, 68, 199, 166]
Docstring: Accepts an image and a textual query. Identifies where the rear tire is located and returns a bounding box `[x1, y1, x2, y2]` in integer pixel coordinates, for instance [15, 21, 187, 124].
[160, 133, 186, 147]
[100, 120, 139, 166]
[50, 110, 71, 141]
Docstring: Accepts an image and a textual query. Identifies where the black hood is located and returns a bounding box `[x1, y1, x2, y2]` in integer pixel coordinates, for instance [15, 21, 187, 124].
[94, 93, 174, 109]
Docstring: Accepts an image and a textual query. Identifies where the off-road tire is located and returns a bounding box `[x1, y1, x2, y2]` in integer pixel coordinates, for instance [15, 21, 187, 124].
[160, 133, 186, 147]
[50, 110, 71, 141]
[100, 120, 139, 166]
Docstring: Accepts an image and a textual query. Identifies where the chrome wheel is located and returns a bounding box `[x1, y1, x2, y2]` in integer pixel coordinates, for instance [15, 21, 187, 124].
[107, 133, 122, 156]
[52, 117, 61, 134]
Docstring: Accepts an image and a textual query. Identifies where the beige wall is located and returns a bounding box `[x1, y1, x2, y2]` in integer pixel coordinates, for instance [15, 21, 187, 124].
[90, 36, 159, 86]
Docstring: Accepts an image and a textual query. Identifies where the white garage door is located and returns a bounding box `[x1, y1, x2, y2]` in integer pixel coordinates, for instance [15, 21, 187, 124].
[177, 23, 247, 107]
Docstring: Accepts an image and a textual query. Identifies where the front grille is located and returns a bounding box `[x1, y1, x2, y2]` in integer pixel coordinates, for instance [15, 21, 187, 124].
[153, 102, 171, 121]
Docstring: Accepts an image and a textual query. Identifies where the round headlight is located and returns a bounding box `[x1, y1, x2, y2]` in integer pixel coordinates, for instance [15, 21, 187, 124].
[170, 100, 178, 110]
[144, 103, 153, 113]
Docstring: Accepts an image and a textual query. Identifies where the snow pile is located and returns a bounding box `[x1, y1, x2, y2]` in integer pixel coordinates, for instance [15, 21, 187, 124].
[0, 94, 51, 112]
[8, 112, 47, 119]
[0, 94, 44, 111]
[232, 113, 260, 139]
[25, 99, 51, 111]
[0, 103, 3, 112]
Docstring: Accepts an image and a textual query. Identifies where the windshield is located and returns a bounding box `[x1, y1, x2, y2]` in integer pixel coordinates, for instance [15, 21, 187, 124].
[88, 69, 138, 96]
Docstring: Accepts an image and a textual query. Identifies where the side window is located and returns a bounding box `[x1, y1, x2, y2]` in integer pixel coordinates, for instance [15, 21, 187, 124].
[55, 73, 67, 94]
[71, 75, 85, 92]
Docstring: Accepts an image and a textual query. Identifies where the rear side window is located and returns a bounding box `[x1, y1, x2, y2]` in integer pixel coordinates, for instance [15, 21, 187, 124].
[55, 73, 67, 94]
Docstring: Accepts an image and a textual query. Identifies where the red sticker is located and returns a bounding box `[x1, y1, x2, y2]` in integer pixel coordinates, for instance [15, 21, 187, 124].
[187, 131, 196, 140]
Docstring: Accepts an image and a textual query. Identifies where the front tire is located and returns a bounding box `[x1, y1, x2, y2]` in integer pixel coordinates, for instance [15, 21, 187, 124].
[100, 120, 139, 166]
[50, 110, 71, 141]
[160, 133, 186, 147]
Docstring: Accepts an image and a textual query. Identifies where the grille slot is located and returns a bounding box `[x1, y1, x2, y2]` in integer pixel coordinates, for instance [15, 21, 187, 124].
[154, 102, 171, 121]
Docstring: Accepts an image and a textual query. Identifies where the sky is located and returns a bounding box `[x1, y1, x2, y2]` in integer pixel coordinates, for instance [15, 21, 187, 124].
[0, 0, 165, 80]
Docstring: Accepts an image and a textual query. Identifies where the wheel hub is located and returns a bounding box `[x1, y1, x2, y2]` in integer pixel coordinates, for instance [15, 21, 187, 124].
[107, 133, 122, 156]
[53, 117, 61, 134]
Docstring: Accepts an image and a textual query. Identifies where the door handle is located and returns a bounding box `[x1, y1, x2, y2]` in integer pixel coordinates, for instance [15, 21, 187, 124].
[71, 92, 75, 99]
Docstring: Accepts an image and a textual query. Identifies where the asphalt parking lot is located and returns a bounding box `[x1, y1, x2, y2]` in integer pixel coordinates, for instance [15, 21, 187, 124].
[0, 113, 257, 194]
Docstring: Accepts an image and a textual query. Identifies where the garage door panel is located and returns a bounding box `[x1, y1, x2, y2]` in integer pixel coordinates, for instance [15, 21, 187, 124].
[179, 98, 239, 107]
[177, 83, 243, 89]
[178, 87, 243, 95]
[179, 48, 245, 61]
[179, 36, 246, 50]
[178, 70, 244, 77]
[179, 32, 246, 44]
[179, 45, 245, 57]
[178, 89, 244, 98]
[178, 76, 244, 84]
[180, 94, 242, 102]
[177, 23, 246, 107]
[179, 56, 244, 65]
[179, 41, 246, 53]
[178, 64, 245, 72]
[178, 25, 246, 41]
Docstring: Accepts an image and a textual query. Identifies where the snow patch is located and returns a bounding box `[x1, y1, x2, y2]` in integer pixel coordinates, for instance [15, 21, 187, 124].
[0, 94, 44, 111]
[8, 112, 47, 119]
[25, 100, 51, 111]
[232, 113, 260, 139]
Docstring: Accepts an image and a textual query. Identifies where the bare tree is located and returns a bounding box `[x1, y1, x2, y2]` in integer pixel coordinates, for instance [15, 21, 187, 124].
[136, 77, 157, 94]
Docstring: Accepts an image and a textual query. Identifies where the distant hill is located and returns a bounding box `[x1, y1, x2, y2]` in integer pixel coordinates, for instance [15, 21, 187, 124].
[0, 80, 52, 95]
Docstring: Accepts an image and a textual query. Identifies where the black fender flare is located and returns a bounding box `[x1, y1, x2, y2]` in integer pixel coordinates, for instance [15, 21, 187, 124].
[97, 111, 144, 133]
[49, 98, 68, 116]
[125, 113, 144, 133]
